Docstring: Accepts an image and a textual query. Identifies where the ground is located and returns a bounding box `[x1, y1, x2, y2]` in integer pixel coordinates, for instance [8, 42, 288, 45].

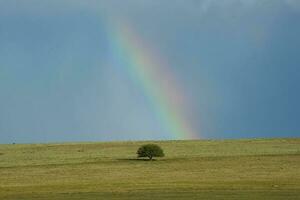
[0, 138, 300, 199]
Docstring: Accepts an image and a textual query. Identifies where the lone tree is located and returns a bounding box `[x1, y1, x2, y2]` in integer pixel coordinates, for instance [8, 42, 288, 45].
[137, 144, 164, 160]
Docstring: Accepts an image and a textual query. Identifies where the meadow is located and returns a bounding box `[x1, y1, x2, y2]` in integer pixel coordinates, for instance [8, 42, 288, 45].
[0, 138, 299, 199]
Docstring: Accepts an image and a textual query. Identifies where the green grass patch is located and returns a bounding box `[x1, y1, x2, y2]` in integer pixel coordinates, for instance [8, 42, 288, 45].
[0, 138, 300, 199]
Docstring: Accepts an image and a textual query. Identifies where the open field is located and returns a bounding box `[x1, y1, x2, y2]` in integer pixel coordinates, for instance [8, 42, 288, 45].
[0, 138, 300, 199]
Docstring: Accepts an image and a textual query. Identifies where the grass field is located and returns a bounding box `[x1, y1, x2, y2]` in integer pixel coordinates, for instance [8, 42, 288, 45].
[0, 138, 300, 199]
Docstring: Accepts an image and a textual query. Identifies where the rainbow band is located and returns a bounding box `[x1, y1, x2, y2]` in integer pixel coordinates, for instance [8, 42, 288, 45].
[108, 21, 198, 139]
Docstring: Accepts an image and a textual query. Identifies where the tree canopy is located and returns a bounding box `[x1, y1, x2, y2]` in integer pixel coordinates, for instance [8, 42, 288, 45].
[137, 144, 164, 160]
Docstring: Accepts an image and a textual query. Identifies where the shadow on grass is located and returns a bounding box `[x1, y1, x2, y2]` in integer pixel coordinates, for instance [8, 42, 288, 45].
[116, 158, 190, 162]
[116, 158, 157, 162]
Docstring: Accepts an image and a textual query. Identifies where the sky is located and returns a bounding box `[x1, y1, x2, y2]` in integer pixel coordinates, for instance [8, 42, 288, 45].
[0, 0, 300, 143]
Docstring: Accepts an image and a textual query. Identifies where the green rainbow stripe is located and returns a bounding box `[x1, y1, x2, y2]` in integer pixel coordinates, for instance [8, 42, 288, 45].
[108, 21, 198, 139]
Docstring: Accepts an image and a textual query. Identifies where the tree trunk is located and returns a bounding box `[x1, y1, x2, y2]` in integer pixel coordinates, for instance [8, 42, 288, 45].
[149, 155, 153, 161]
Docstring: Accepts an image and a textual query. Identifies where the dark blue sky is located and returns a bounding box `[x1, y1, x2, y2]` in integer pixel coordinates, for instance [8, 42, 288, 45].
[1, 0, 300, 143]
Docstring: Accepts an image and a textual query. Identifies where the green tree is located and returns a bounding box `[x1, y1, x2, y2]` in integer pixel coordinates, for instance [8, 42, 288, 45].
[137, 144, 164, 160]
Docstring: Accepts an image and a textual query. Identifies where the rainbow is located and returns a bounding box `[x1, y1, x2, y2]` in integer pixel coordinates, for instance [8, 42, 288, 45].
[107, 20, 198, 139]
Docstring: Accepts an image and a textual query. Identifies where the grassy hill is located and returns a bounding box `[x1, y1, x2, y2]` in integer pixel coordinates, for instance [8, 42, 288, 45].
[0, 138, 300, 199]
